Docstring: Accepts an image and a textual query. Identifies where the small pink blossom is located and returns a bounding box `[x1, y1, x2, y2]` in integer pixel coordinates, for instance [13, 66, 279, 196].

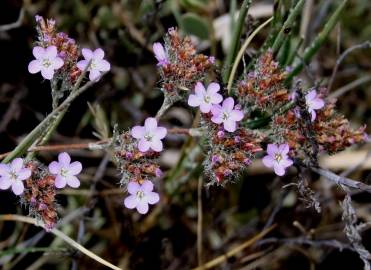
[0, 158, 31, 195]
[153, 42, 168, 66]
[77, 48, 110, 81]
[188, 82, 223, 113]
[28, 46, 64, 80]
[262, 143, 293, 176]
[211, 97, 244, 132]
[131, 117, 167, 152]
[48, 152, 82, 189]
[124, 180, 160, 214]
[305, 90, 325, 121]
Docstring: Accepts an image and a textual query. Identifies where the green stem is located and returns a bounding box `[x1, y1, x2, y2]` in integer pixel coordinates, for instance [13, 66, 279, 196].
[286, 0, 348, 82]
[222, 0, 252, 84]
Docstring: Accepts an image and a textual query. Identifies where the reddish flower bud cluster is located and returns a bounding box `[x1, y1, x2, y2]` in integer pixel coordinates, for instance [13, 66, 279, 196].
[21, 161, 58, 230]
[35, 16, 81, 83]
[115, 132, 162, 186]
[159, 28, 215, 100]
[204, 127, 264, 185]
[237, 51, 289, 110]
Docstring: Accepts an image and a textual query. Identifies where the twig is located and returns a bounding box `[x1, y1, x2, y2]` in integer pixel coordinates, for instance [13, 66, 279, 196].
[329, 75, 371, 99]
[0, 8, 24, 32]
[0, 215, 121, 270]
[197, 176, 203, 267]
[328, 41, 371, 91]
[192, 224, 276, 270]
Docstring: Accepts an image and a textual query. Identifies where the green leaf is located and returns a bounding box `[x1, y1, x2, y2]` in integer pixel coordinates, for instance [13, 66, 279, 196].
[180, 13, 209, 40]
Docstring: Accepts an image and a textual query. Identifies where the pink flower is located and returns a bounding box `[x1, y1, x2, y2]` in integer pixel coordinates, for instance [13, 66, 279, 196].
[0, 158, 32, 195]
[131, 117, 167, 152]
[305, 90, 325, 121]
[48, 152, 82, 189]
[28, 46, 64, 80]
[124, 180, 160, 214]
[77, 48, 111, 81]
[211, 97, 244, 132]
[262, 143, 293, 176]
[188, 82, 223, 113]
[153, 42, 168, 66]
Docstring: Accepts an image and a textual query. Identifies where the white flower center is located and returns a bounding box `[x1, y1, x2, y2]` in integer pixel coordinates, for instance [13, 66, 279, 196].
[222, 111, 230, 120]
[9, 171, 18, 181]
[203, 95, 211, 103]
[274, 153, 282, 163]
[90, 59, 97, 70]
[144, 133, 153, 142]
[136, 190, 145, 200]
[60, 168, 69, 177]
[42, 58, 52, 68]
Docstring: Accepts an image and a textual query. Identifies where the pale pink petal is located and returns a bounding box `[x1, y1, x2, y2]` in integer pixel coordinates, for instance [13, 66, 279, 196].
[127, 182, 140, 194]
[200, 102, 212, 113]
[66, 176, 80, 188]
[188, 94, 201, 107]
[93, 48, 105, 59]
[97, 59, 110, 72]
[11, 158, 23, 171]
[278, 144, 289, 155]
[144, 117, 158, 132]
[310, 110, 316, 122]
[141, 180, 154, 192]
[150, 139, 163, 152]
[0, 177, 11, 190]
[82, 48, 93, 60]
[211, 104, 222, 116]
[211, 115, 223, 124]
[147, 192, 160, 204]
[41, 68, 54, 80]
[311, 98, 325, 110]
[266, 144, 278, 156]
[33, 46, 45, 59]
[89, 70, 101, 81]
[58, 152, 71, 166]
[223, 120, 237, 132]
[230, 110, 244, 121]
[76, 60, 88, 71]
[138, 139, 150, 152]
[17, 168, 31, 180]
[154, 127, 167, 140]
[124, 195, 137, 209]
[53, 57, 64, 69]
[281, 159, 293, 168]
[55, 175, 67, 188]
[306, 90, 317, 101]
[222, 97, 234, 111]
[210, 93, 223, 104]
[0, 164, 10, 175]
[153, 43, 166, 61]
[45, 46, 58, 58]
[12, 181, 24, 195]
[69, 161, 82, 175]
[136, 201, 149, 214]
[28, 60, 42, 74]
[206, 82, 220, 94]
[262, 155, 274, 168]
[48, 161, 61, 174]
[194, 82, 206, 97]
[131, 126, 145, 139]
[273, 165, 285, 176]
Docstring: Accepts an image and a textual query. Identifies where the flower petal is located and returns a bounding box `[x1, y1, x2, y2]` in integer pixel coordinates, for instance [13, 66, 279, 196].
[262, 155, 274, 168]
[147, 192, 160, 205]
[273, 164, 285, 176]
[89, 70, 101, 81]
[230, 110, 244, 121]
[66, 176, 80, 188]
[278, 144, 289, 155]
[58, 152, 71, 166]
[128, 181, 140, 194]
[76, 60, 88, 71]
[55, 175, 67, 188]
[188, 94, 201, 107]
[223, 120, 237, 132]
[48, 161, 61, 174]
[131, 126, 145, 139]
[266, 144, 278, 156]
[97, 59, 110, 72]
[150, 139, 163, 152]
[0, 177, 11, 190]
[17, 168, 31, 180]
[211, 115, 223, 124]
[281, 158, 293, 168]
[310, 110, 316, 122]
[305, 90, 317, 101]
[82, 48, 93, 60]
[153, 43, 166, 61]
[136, 201, 149, 214]
[154, 127, 167, 140]
[53, 57, 64, 69]
[144, 117, 158, 132]
[222, 97, 234, 111]
[194, 82, 206, 97]
[211, 104, 222, 116]
[28, 60, 41, 74]
[11, 181, 24, 195]
[206, 82, 220, 94]
[124, 195, 137, 209]
[141, 180, 154, 192]
[210, 93, 223, 105]
[93, 48, 105, 60]
[0, 164, 10, 175]
[200, 102, 212, 113]
[41, 68, 54, 80]
[32, 46, 45, 59]
[69, 161, 82, 175]
[311, 98, 325, 110]
[11, 158, 23, 172]
[138, 139, 150, 152]
[45, 46, 58, 58]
